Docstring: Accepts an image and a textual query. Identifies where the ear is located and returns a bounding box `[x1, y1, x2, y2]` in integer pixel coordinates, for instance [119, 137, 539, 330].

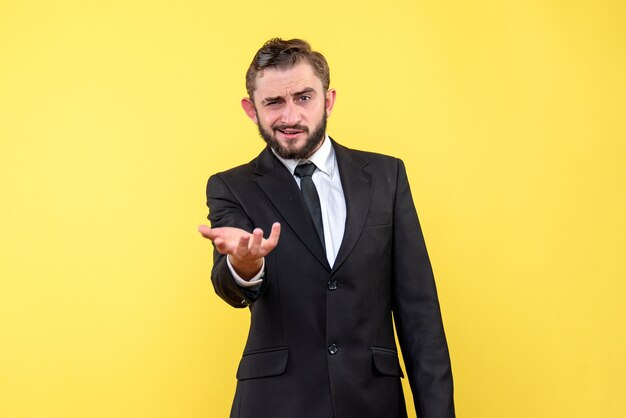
[325, 89, 337, 117]
[241, 97, 258, 124]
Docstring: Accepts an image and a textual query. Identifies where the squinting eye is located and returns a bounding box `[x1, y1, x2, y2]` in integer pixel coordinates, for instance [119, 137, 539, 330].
[299, 96, 311, 102]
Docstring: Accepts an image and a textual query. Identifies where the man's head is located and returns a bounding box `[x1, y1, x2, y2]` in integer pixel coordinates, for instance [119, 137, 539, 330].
[241, 38, 336, 160]
[245, 38, 330, 100]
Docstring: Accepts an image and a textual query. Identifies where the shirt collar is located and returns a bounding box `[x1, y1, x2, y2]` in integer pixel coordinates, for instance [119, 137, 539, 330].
[272, 134, 336, 179]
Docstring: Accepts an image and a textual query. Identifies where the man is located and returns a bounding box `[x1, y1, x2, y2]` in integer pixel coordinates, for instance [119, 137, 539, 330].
[199, 38, 454, 418]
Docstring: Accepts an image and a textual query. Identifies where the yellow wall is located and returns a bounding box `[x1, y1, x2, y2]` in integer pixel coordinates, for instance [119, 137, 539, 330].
[1, 1, 625, 417]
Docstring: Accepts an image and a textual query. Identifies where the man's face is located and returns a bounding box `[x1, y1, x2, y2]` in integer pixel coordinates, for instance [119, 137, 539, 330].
[242, 62, 336, 160]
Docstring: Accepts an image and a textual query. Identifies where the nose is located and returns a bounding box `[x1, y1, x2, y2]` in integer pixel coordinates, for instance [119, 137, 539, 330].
[281, 101, 301, 125]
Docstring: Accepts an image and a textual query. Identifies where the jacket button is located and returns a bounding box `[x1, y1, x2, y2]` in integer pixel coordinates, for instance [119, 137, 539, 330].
[328, 344, 338, 355]
[327, 280, 338, 291]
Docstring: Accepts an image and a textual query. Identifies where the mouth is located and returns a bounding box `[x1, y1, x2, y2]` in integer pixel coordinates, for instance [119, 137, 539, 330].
[275, 127, 306, 140]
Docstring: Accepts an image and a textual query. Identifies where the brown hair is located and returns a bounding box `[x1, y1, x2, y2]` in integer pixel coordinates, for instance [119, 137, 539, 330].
[245, 38, 330, 99]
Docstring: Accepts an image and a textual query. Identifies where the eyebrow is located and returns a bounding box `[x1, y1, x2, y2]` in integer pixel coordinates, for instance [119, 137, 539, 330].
[261, 88, 316, 105]
[293, 87, 315, 97]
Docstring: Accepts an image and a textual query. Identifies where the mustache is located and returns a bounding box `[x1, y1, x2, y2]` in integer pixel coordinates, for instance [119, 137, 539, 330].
[273, 124, 309, 132]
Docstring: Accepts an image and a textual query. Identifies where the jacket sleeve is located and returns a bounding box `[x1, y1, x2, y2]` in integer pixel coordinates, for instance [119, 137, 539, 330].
[391, 159, 455, 417]
[206, 173, 266, 308]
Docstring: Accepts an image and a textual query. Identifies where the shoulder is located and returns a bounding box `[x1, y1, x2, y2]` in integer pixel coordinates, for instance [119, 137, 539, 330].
[210, 161, 253, 182]
[204, 156, 260, 203]
[332, 139, 404, 173]
[208, 147, 270, 185]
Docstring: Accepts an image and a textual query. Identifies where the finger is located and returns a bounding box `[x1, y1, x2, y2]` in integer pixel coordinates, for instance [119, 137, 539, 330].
[233, 234, 251, 257]
[213, 238, 229, 254]
[266, 222, 281, 248]
[198, 225, 215, 239]
[248, 228, 264, 256]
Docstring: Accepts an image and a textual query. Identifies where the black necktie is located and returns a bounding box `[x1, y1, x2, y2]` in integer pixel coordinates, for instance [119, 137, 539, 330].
[294, 163, 325, 250]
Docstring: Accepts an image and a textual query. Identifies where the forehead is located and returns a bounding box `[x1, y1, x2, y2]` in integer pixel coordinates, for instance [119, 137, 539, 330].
[254, 62, 323, 98]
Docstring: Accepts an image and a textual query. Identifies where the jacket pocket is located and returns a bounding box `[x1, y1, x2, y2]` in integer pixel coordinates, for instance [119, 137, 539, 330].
[236, 347, 289, 380]
[371, 347, 405, 378]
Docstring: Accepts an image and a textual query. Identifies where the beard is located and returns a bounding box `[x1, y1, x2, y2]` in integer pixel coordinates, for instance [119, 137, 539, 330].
[257, 110, 327, 160]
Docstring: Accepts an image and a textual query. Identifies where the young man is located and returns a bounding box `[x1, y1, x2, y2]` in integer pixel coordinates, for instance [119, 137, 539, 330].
[199, 38, 455, 418]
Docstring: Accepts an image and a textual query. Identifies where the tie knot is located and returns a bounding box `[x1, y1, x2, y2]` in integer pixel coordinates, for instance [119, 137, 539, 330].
[294, 163, 316, 178]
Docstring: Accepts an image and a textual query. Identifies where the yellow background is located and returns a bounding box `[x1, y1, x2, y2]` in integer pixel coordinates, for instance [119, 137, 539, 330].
[1, 0, 625, 417]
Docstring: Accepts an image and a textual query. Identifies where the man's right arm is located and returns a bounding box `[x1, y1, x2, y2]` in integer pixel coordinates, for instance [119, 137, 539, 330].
[200, 174, 280, 307]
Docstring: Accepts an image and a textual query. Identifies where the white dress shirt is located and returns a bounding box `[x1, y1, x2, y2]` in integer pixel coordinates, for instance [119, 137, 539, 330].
[228, 135, 346, 287]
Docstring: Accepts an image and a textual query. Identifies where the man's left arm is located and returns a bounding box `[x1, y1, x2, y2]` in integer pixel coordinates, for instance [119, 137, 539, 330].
[391, 159, 455, 418]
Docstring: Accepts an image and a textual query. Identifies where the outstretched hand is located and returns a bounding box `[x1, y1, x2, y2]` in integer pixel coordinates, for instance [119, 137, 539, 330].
[198, 222, 281, 279]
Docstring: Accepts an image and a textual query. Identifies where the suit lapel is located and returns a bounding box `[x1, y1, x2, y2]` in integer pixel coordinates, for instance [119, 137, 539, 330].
[331, 140, 373, 272]
[253, 147, 331, 271]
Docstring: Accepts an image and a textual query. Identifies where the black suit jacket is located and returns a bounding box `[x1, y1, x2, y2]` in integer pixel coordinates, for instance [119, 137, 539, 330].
[206, 139, 454, 418]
